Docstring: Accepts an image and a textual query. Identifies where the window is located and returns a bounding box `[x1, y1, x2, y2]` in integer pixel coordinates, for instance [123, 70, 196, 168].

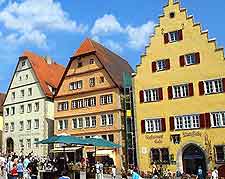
[69, 80, 82, 90]
[5, 108, 9, 116]
[58, 102, 68, 111]
[26, 74, 29, 80]
[89, 97, 96, 107]
[169, 31, 179, 42]
[28, 88, 32, 96]
[101, 114, 114, 126]
[151, 149, 160, 162]
[108, 114, 114, 125]
[101, 115, 107, 126]
[90, 59, 94, 64]
[215, 145, 225, 163]
[89, 78, 95, 87]
[85, 117, 90, 128]
[12, 92, 15, 100]
[204, 79, 223, 94]
[21, 90, 24, 98]
[11, 107, 15, 115]
[172, 84, 189, 98]
[58, 120, 68, 130]
[27, 120, 31, 130]
[100, 77, 105, 83]
[161, 148, 169, 162]
[5, 123, 9, 132]
[19, 76, 22, 81]
[34, 138, 39, 148]
[91, 116, 96, 127]
[34, 102, 39, 112]
[10, 122, 14, 132]
[145, 119, 162, 132]
[19, 139, 24, 148]
[175, 115, 200, 130]
[27, 104, 32, 113]
[170, 12, 175, 18]
[34, 119, 39, 129]
[151, 148, 169, 163]
[21, 60, 26, 67]
[108, 134, 114, 142]
[100, 94, 113, 105]
[144, 88, 160, 102]
[102, 135, 107, 140]
[185, 53, 196, 65]
[72, 118, 77, 129]
[20, 105, 24, 114]
[77, 62, 82, 68]
[19, 121, 24, 131]
[78, 118, 83, 128]
[72, 97, 96, 109]
[156, 60, 166, 71]
[210, 112, 225, 127]
[26, 139, 31, 148]
[72, 118, 83, 129]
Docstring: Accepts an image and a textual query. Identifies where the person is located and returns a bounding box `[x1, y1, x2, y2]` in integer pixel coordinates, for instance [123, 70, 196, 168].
[11, 163, 18, 179]
[112, 165, 116, 179]
[0, 155, 5, 176]
[197, 166, 204, 179]
[212, 167, 218, 179]
[99, 162, 104, 179]
[95, 161, 101, 179]
[58, 171, 71, 179]
[6, 157, 14, 179]
[17, 159, 24, 179]
[23, 156, 30, 179]
[152, 162, 158, 179]
[28, 161, 38, 179]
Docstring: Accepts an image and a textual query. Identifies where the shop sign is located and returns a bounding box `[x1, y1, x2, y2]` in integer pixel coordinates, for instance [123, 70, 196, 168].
[182, 131, 202, 138]
[145, 135, 163, 143]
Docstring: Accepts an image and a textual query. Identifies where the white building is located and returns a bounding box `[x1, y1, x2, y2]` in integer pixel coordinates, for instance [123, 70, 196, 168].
[3, 51, 65, 156]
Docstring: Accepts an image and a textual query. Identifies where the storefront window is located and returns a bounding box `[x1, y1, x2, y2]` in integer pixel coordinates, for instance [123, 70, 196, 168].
[215, 145, 225, 163]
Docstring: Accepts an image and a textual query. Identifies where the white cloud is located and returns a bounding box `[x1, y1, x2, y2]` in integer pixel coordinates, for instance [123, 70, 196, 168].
[105, 40, 123, 53]
[0, 0, 5, 5]
[0, 0, 87, 48]
[125, 21, 154, 49]
[91, 14, 123, 35]
[91, 14, 154, 50]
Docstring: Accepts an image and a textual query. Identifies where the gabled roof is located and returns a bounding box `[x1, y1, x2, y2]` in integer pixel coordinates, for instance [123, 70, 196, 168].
[72, 38, 134, 88]
[0, 93, 6, 113]
[20, 51, 65, 98]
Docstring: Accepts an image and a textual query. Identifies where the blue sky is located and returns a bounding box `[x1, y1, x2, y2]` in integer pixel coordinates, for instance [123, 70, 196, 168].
[0, 0, 225, 93]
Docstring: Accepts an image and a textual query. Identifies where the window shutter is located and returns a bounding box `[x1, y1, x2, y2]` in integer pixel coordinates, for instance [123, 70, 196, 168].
[205, 113, 211, 128]
[141, 120, 146, 133]
[161, 118, 166, 132]
[198, 81, 205, 96]
[152, 61, 157, 73]
[179, 55, 185, 67]
[200, 114, 205, 128]
[158, 88, 163, 100]
[169, 117, 175, 131]
[222, 78, 225, 92]
[165, 59, 170, 70]
[168, 86, 173, 99]
[188, 83, 194, 96]
[164, 33, 169, 44]
[178, 30, 183, 41]
[195, 52, 200, 64]
[139, 90, 144, 103]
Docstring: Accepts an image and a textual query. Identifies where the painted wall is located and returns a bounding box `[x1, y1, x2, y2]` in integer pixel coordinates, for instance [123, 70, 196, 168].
[134, 0, 225, 172]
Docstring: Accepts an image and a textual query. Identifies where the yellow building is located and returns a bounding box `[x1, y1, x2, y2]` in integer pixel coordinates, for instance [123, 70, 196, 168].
[54, 38, 133, 169]
[134, 0, 225, 177]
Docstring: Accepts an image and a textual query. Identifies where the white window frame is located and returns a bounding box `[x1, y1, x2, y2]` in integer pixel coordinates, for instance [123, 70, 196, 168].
[26, 139, 31, 148]
[156, 60, 166, 71]
[85, 117, 90, 128]
[144, 89, 159, 102]
[10, 122, 14, 132]
[69, 80, 82, 90]
[90, 97, 96, 106]
[145, 118, 162, 133]
[172, 84, 189, 99]
[34, 119, 39, 129]
[91, 116, 96, 128]
[185, 53, 196, 65]
[58, 102, 68, 111]
[101, 114, 114, 126]
[169, 31, 179, 42]
[174, 114, 200, 130]
[100, 94, 113, 105]
[204, 79, 223, 95]
[58, 120, 68, 130]
[101, 114, 107, 126]
[19, 121, 24, 131]
[5, 123, 9, 132]
[27, 104, 32, 113]
[28, 88, 32, 96]
[210, 112, 225, 128]
[27, 120, 31, 130]
[34, 102, 39, 112]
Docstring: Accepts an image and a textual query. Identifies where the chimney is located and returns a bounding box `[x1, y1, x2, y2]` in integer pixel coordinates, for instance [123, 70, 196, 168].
[43, 56, 54, 64]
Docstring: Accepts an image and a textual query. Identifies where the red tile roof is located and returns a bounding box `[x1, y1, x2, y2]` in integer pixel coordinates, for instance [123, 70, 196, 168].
[0, 93, 6, 114]
[73, 38, 134, 88]
[20, 51, 65, 98]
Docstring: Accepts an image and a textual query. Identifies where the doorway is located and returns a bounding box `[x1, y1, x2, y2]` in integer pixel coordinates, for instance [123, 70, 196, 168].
[182, 144, 206, 176]
[6, 138, 14, 153]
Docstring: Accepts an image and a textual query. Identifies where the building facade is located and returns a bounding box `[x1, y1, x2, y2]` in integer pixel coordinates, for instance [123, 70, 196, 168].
[3, 51, 64, 156]
[54, 39, 133, 169]
[134, 0, 225, 176]
[0, 93, 6, 150]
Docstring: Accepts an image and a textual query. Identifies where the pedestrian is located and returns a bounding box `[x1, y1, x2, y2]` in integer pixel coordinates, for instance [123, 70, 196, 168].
[99, 162, 104, 179]
[58, 171, 71, 179]
[197, 166, 204, 179]
[17, 159, 24, 179]
[95, 161, 101, 179]
[212, 167, 218, 179]
[112, 165, 116, 179]
[28, 161, 38, 179]
[6, 157, 13, 179]
[10, 163, 18, 179]
[23, 156, 30, 179]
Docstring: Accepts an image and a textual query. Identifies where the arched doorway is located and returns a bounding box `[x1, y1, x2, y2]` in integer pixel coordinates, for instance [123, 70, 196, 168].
[6, 138, 14, 153]
[182, 144, 206, 176]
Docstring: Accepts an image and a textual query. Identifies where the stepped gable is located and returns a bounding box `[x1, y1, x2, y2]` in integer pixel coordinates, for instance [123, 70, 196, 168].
[73, 38, 134, 88]
[20, 51, 65, 98]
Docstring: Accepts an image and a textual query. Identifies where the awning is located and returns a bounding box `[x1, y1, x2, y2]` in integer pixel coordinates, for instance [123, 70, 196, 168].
[50, 147, 81, 153]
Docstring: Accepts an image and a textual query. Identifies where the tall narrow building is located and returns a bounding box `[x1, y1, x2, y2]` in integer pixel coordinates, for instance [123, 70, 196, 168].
[0, 93, 6, 150]
[3, 51, 65, 156]
[134, 0, 225, 176]
[54, 38, 133, 169]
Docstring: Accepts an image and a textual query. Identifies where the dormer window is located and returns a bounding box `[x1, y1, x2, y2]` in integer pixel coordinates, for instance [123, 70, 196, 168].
[78, 62, 82, 68]
[90, 59, 94, 64]
[164, 30, 183, 44]
[21, 60, 26, 67]
[152, 59, 170, 72]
